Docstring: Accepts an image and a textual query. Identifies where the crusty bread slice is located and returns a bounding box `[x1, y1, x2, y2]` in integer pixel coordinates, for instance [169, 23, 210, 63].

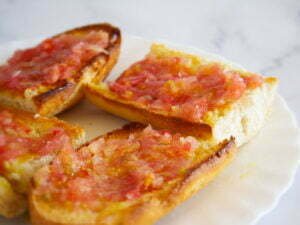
[30, 123, 236, 225]
[0, 106, 85, 217]
[85, 44, 278, 146]
[0, 23, 121, 116]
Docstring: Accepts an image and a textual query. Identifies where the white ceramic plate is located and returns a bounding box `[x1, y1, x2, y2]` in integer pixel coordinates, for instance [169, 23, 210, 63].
[0, 35, 299, 225]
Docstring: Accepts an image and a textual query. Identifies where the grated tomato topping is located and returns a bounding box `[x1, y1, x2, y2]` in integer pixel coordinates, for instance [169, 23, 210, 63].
[109, 56, 263, 122]
[0, 30, 109, 91]
[34, 126, 200, 207]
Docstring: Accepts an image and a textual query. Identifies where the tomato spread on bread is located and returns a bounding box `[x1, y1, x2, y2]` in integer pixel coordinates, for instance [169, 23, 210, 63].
[0, 31, 109, 91]
[108, 49, 263, 122]
[0, 110, 72, 171]
[34, 125, 200, 208]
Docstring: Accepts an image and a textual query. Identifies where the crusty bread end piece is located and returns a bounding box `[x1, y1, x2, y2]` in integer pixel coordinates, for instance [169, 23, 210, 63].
[0, 23, 121, 117]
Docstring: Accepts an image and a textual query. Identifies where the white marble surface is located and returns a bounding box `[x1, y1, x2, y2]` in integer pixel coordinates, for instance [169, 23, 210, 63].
[0, 0, 299, 224]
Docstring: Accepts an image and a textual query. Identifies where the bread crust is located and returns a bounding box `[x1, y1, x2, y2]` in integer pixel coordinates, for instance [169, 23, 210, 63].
[85, 86, 212, 139]
[29, 123, 236, 225]
[0, 106, 86, 217]
[0, 23, 121, 116]
[85, 78, 277, 146]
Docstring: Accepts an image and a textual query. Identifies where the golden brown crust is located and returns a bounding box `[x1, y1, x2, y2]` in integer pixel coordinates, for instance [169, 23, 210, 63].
[33, 82, 77, 113]
[85, 76, 278, 146]
[84, 85, 212, 139]
[29, 123, 236, 225]
[0, 23, 121, 116]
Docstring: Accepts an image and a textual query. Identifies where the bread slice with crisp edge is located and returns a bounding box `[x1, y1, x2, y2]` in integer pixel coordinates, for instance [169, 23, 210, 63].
[0, 105, 85, 217]
[85, 44, 278, 146]
[0, 23, 121, 116]
[30, 123, 236, 225]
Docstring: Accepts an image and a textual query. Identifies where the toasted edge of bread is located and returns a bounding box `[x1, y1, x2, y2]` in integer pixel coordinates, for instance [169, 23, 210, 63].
[0, 23, 121, 117]
[0, 106, 86, 217]
[29, 123, 236, 225]
[84, 43, 278, 146]
[85, 77, 277, 146]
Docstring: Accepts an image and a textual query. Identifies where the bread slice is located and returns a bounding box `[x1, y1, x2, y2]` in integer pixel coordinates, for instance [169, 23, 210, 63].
[0, 23, 121, 116]
[0, 106, 85, 217]
[85, 44, 278, 146]
[30, 123, 236, 225]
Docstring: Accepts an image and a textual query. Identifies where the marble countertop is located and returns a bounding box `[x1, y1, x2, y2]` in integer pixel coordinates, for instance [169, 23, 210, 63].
[0, 0, 299, 224]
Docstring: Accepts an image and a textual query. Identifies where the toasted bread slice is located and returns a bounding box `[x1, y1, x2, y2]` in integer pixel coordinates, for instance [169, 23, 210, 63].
[85, 44, 278, 146]
[0, 23, 121, 116]
[30, 123, 236, 225]
[0, 106, 85, 217]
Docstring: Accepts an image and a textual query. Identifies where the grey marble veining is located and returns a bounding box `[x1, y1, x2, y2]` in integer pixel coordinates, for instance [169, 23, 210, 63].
[0, 0, 299, 224]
